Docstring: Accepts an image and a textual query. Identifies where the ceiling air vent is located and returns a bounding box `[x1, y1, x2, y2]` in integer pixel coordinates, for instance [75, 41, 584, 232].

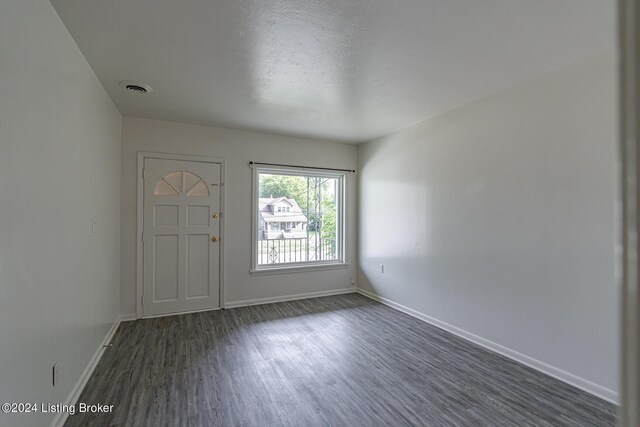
[119, 81, 153, 94]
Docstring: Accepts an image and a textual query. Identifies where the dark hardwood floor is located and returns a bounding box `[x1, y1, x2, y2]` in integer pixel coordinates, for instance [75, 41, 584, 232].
[65, 293, 616, 426]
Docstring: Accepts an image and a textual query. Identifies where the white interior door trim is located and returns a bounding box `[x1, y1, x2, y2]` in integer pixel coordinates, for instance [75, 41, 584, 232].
[620, 0, 640, 424]
[136, 151, 226, 318]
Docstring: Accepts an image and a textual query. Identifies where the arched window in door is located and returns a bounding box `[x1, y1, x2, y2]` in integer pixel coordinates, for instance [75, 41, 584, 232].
[153, 171, 209, 197]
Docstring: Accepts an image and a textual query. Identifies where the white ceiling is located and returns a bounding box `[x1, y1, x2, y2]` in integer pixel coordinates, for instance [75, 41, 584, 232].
[50, 0, 614, 143]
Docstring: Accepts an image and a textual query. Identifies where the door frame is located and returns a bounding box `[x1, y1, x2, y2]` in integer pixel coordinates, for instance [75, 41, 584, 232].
[136, 151, 226, 319]
[620, 0, 640, 424]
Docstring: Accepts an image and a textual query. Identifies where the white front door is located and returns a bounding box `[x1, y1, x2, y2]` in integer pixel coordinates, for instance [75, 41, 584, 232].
[143, 158, 220, 317]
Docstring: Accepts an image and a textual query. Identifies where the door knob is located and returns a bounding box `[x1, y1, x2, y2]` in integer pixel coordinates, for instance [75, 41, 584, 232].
[211, 236, 218, 242]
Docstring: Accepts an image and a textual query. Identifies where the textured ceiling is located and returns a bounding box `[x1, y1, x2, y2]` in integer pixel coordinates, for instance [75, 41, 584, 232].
[50, 0, 615, 143]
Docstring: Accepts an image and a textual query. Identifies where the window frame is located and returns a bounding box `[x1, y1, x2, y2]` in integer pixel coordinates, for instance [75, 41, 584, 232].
[250, 165, 347, 274]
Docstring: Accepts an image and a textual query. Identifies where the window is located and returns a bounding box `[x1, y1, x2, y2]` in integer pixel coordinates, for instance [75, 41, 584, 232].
[253, 166, 345, 271]
[154, 171, 209, 197]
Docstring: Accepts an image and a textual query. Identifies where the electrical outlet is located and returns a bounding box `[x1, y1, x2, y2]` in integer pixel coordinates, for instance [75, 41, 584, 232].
[350, 277, 356, 285]
[379, 264, 384, 274]
[52, 362, 59, 387]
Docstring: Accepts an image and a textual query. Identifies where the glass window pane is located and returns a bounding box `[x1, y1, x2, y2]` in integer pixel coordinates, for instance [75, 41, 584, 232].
[163, 171, 183, 193]
[257, 170, 342, 267]
[187, 180, 209, 197]
[183, 171, 201, 193]
[155, 171, 210, 197]
[154, 180, 179, 196]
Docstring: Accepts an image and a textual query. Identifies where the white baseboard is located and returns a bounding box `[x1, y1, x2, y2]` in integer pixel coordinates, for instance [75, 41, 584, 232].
[356, 288, 619, 405]
[225, 287, 357, 309]
[126, 288, 357, 319]
[50, 316, 123, 427]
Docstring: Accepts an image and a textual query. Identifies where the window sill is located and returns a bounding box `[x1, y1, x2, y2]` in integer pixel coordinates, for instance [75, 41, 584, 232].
[250, 262, 350, 276]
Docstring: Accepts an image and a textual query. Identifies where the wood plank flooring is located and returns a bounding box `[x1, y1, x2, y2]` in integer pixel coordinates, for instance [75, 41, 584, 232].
[65, 294, 616, 426]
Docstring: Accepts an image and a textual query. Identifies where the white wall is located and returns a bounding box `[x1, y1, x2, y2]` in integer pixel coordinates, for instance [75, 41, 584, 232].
[121, 117, 357, 315]
[358, 52, 619, 401]
[0, 1, 121, 426]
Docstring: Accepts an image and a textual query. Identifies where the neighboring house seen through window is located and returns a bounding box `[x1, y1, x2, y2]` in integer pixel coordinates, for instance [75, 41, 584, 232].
[253, 166, 345, 270]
